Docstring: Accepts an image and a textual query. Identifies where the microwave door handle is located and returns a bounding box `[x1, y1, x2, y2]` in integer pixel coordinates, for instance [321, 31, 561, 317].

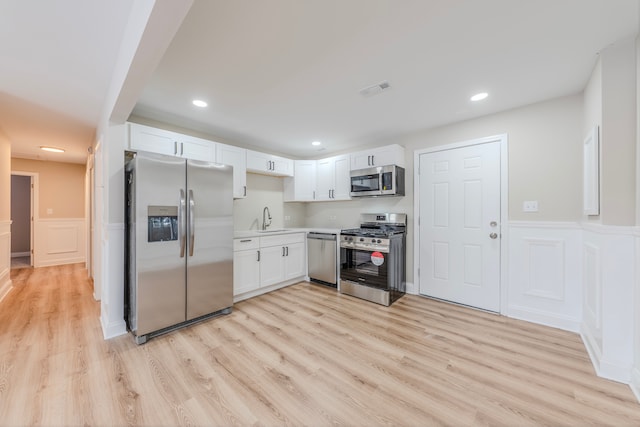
[179, 189, 186, 257]
[188, 189, 195, 256]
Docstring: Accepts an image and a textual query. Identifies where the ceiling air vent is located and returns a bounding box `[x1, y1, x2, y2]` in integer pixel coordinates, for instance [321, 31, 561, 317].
[359, 80, 391, 97]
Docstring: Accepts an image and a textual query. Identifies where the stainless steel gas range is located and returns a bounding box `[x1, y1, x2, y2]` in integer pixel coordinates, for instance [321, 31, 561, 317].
[339, 213, 407, 306]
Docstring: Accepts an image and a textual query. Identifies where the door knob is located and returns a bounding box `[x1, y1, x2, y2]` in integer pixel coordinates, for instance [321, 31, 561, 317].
[489, 232, 498, 239]
[490, 221, 497, 227]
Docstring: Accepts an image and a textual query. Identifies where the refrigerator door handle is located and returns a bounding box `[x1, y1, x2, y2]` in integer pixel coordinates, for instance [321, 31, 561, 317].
[188, 189, 195, 256]
[179, 189, 186, 257]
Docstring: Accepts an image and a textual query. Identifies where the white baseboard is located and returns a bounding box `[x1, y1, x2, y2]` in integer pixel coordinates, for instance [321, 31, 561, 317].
[508, 304, 580, 333]
[37, 256, 86, 268]
[630, 367, 640, 403]
[405, 281, 417, 295]
[0, 275, 12, 304]
[100, 314, 127, 340]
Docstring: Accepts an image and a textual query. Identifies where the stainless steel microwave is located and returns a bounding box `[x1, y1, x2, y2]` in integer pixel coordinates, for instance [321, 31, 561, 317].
[350, 165, 405, 197]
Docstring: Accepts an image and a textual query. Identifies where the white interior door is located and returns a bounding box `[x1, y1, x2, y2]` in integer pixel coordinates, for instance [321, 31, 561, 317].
[418, 141, 501, 312]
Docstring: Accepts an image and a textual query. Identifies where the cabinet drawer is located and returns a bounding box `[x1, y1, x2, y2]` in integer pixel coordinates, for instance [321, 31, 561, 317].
[260, 232, 305, 248]
[234, 238, 260, 251]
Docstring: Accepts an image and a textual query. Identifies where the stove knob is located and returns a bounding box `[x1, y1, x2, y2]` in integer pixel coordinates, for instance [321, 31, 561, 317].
[359, 237, 364, 242]
[377, 239, 382, 243]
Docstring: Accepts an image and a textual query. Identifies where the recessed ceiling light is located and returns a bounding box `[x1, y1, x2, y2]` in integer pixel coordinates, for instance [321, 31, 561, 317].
[192, 99, 208, 108]
[40, 146, 65, 153]
[359, 80, 391, 98]
[311, 141, 322, 146]
[470, 92, 489, 102]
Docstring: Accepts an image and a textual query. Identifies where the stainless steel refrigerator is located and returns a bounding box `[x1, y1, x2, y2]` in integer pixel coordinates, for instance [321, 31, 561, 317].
[124, 150, 234, 344]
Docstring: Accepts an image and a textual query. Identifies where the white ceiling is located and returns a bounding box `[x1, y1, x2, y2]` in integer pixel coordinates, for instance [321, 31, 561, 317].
[0, 0, 133, 163]
[2, 0, 638, 164]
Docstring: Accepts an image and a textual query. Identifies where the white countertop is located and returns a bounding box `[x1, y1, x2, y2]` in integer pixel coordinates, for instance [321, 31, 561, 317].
[234, 227, 341, 239]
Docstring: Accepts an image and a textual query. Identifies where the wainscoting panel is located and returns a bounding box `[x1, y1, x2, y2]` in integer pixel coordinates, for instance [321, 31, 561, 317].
[0, 221, 12, 302]
[581, 224, 635, 383]
[35, 218, 86, 267]
[633, 234, 640, 401]
[507, 222, 582, 332]
[100, 223, 126, 339]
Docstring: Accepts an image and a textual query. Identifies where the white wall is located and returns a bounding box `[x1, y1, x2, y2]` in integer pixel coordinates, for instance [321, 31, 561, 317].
[0, 129, 12, 302]
[580, 36, 637, 384]
[96, 1, 193, 339]
[599, 36, 637, 226]
[234, 173, 287, 231]
[305, 94, 583, 295]
[632, 29, 640, 402]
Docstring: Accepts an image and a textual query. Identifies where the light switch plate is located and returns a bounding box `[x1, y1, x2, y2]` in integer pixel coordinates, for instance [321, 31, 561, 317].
[523, 201, 539, 212]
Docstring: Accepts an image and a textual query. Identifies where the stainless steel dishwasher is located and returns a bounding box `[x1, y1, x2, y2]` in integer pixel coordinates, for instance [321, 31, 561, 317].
[307, 232, 337, 287]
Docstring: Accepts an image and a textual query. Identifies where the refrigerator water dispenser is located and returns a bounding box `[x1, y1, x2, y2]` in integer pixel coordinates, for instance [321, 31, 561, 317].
[147, 205, 178, 242]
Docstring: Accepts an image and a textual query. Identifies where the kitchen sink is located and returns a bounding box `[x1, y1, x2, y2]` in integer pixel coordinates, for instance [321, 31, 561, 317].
[257, 229, 289, 233]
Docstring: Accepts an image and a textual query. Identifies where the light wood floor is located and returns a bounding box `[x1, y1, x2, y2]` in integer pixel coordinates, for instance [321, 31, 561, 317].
[2, 264, 640, 426]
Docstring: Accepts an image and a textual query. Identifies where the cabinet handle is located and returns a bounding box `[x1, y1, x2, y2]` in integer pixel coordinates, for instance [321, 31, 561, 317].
[180, 142, 184, 156]
[282, 246, 285, 257]
[240, 239, 252, 242]
[286, 246, 289, 256]
[257, 250, 260, 262]
[174, 141, 178, 155]
[313, 190, 316, 200]
[243, 186, 247, 197]
[371, 155, 374, 165]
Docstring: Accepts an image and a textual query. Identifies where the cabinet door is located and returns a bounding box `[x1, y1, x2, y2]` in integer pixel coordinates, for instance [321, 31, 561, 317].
[285, 160, 316, 201]
[259, 245, 284, 287]
[246, 150, 271, 173]
[246, 150, 294, 177]
[129, 123, 177, 156]
[272, 156, 294, 177]
[217, 144, 247, 198]
[181, 136, 216, 162]
[284, 241, 305, 280]
[371, 145, 405, 167]
[233, 249, 260, 295]
[316, 158, 334, 201]
[350, 151, 372, 170]
[332, 155, 351, 200]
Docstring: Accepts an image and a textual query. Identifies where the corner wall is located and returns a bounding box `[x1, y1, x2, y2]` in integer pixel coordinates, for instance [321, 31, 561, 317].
[581, 36, 637, 385]
[0, 128, 12, 302]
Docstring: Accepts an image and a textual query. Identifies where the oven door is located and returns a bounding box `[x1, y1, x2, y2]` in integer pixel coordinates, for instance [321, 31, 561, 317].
[340, 246, 389, 289]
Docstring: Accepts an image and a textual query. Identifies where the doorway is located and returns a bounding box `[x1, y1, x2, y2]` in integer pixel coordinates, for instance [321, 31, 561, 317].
[10, 172, 36, 269]
[415, 135, 508, 312]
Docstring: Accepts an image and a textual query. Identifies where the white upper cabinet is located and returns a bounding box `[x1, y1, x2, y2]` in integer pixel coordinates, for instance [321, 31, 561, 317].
[128, 123, 216, 162]
[284, 160, 317, 201]
[216, 143, 247, 198]
[350, 144, 405, 170]
[246, 150, 294, 176]
[316, 154, 351, 201]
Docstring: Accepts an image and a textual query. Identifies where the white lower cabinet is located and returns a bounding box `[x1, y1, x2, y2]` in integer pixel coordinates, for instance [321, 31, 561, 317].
[233, 233, 306, 298]
[233, 238, 261, 295]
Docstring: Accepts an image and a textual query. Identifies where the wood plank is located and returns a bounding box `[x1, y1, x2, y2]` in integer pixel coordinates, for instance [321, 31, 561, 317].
[1, 265, 639, 426]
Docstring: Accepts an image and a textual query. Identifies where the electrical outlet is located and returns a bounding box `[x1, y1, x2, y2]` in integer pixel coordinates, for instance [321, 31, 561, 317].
[47, 208, 53, 215]
[329, 215, 337, 220]
[523, 201, 539, 212]
[284, 215, 291, 221]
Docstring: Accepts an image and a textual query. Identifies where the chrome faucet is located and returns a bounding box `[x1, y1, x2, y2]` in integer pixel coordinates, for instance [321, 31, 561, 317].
[262, 206, 272, 230]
